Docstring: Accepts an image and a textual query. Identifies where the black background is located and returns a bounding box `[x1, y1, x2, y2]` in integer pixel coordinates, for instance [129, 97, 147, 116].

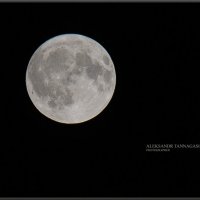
[0, 2, 200, 197]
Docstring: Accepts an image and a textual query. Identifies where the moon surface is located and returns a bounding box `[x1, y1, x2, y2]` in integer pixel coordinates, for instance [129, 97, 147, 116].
[26, 34, 116, 124]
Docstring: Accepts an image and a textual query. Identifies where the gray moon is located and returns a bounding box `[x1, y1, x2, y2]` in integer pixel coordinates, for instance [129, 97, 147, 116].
[26, 34, 116, 124]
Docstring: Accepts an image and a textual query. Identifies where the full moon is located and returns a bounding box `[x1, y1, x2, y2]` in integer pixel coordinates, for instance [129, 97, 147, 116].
[26, 34, 116, 124]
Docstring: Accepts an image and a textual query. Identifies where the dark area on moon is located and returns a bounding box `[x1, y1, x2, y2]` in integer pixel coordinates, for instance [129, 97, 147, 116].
[1, 2, 200, 198]
[28, 46, 112, 110]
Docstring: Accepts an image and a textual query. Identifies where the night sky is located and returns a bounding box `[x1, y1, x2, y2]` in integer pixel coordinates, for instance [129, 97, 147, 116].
[0, 2, 200, 197]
